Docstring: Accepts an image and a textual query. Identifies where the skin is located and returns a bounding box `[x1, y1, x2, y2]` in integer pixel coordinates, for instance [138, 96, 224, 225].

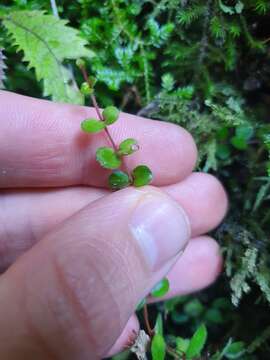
[0, 90, 228, 359]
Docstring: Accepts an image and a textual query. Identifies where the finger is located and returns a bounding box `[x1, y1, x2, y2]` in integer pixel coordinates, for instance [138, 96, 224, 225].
[95, 237, 222, 357]
[163, 172, 228, 236]
[106, 237, 222, 356]
[0, 90, 197, 188]
[0, 186, 190, 359]
[148, 236, 222, 303]
[0, 173, 227, 271]
[105, 315, 139, 358]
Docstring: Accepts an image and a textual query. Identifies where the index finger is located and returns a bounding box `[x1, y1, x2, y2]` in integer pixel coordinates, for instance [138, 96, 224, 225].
[0, 90, 197, 188]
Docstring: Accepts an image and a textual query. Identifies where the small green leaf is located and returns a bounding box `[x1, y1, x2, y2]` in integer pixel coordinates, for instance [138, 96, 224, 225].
[81, 119, 105, 133]
[224, 341, 245, 359]
[132, 165, 153, 187]
[171, 312, 189, 324]
[235, 125, 253, 140]
[151, 333, 166, 360]
[76, 58, 86, 68]
[154, 313, 163, 336]
[108, 170, 130, 190]
[161, 73, 175, 92]
[231, 136, 248, 150]
[217, 127, 229, 141]
[235, 1, 244, 14]
[184, 299, 204, 317]
[103, 106, 119, 125]
[118, 138, 139, 156]
[151, 278, 170, 298]
[176, 337, 190, 354]
[80, 82, 93, 96]
[186, 324, 208, 359]
[216, 144, 231, 160]
[205, 308, 224, 324]
[219, 0, 235, 14]
[96, 147, 121, 169]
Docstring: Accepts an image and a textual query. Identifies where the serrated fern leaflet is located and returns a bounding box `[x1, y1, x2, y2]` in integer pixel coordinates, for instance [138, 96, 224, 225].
[3, 11, 95, 104]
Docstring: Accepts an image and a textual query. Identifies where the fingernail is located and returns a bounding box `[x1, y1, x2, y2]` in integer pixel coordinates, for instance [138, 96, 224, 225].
[130, 192, 190, 271]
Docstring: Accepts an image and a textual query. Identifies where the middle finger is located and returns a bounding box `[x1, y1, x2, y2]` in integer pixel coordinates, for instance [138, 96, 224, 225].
[0, 172, 228, 271]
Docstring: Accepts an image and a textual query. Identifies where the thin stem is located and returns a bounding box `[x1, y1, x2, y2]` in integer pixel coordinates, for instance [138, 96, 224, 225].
[79, 66, 104, 121]
[104, 127, 118, 152]
[143, 303, 154, 338]
[166, 345, 181, 359]
[78, 64, 130, 174]
[90, 94, 103, 121]
[140, 43, 151, 104]
[50, 0, 59, 18]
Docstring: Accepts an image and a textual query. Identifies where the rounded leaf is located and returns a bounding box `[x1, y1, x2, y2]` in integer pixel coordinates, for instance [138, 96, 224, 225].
[118, 138, 139, 156]
[225, 341, 245, 359]
[235, 125, 253, 140]
[76, 58, 86, 68]
[81, 119, 105, 133]
[216, 144, 231, 160]
[80, 82, 93, 96]
[151, 278, 170, 298]
[96, 147, 121, 169]
[231, 136, 247, 150]
[132, 165, 153, 187]
[217, 127, 229, 140]
[102, 106, 119, 125]
[108, 170, 130, 190]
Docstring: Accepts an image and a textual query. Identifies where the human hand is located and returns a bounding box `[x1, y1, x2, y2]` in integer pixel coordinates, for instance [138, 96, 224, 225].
[0, 91, 228, 359]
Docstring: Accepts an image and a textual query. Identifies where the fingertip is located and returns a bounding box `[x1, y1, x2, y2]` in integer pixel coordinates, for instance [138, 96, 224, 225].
[104, 315, 140, 358]
[165, 172, 228, 236]
[157, 122, 198, 183]
[148, 236, 223, 302]
[188, 172, 228, 233]
[167, 236, 223, 297]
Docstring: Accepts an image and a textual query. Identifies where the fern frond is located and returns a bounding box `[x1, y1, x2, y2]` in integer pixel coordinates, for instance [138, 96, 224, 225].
[255, 268, 270, 303]
[254, 0, 270, 15]
[230, 247, 258, 306]
[0, 48, 7, 89]
[210, 16, 226, 39]
[3, 11, 94, 104]
[177, 5, 205, 27]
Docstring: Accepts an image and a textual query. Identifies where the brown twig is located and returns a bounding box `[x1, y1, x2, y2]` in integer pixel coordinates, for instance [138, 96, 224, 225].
[143, 303, 154, 338]
[166, 345, 181, 359]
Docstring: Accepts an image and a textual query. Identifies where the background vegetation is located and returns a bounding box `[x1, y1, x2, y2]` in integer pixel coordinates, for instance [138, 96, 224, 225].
[1, 0, 270, 358]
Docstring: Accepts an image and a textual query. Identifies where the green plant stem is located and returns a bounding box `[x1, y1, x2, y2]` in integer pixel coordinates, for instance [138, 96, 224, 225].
[140, 43, 151, 104]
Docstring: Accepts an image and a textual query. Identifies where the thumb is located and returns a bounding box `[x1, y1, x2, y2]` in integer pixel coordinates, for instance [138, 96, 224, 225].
[0, 186, 190, 359]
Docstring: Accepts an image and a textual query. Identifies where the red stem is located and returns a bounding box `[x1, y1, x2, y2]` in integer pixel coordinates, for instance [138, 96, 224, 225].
[80, 65, 118, 152]
[79, 64, 130, 175]
[143, 303, 154, 338]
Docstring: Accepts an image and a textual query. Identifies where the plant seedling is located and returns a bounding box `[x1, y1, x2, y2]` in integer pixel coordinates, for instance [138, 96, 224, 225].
[77, 59, 170, 340]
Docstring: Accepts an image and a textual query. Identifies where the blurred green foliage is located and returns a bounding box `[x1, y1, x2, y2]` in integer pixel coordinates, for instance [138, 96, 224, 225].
[1, 0, 270, 358]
